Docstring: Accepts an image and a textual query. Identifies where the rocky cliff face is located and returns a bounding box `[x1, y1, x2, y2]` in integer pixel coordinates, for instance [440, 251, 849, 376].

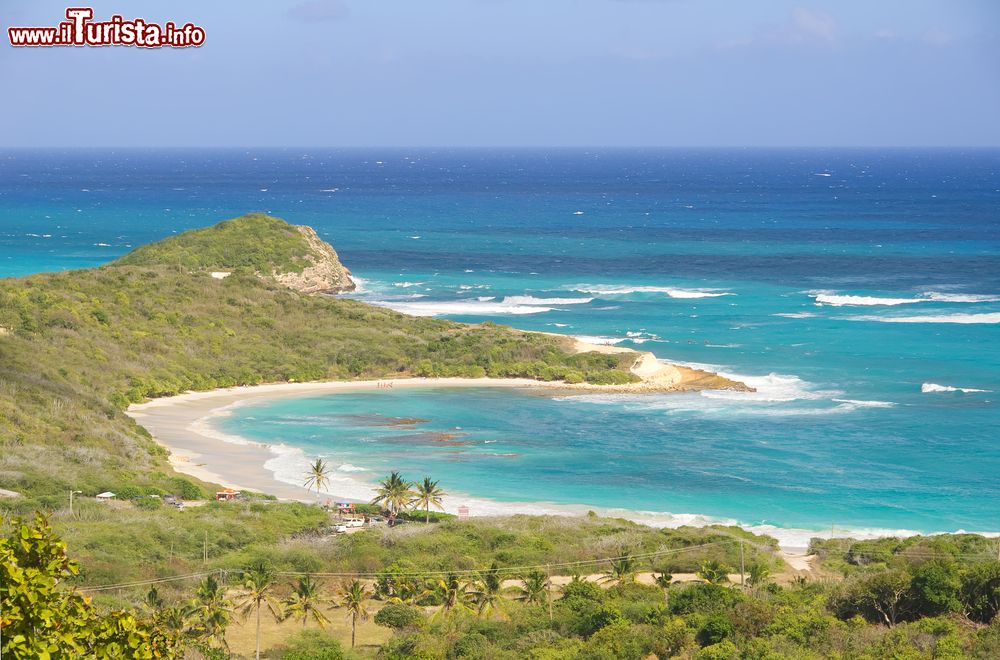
[271, 225, 356, 295]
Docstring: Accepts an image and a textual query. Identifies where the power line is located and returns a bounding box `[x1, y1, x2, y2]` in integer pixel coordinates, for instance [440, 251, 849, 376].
[276, 540, 739, 578]
[76, 539, 739, 592]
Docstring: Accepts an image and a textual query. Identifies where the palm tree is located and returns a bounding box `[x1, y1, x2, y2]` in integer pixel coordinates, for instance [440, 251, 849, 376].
[190, 574, 232, 650]
[468, 563, 506, 619]
[747, 561, 772, 589]
[303, 458, 331, 500]
[371, 471, 414, 515]
[600, 553, 637, 585]
[283, 575, 331, 629]
[340, 579, 370, 649]
[428, 572, 474, 621]
[512, 570, 550, 606]
[234, 562, 283, 660]
[411, 477, 445, 523]
[157, 605, 191, 638]
[697, 560, 732, 585]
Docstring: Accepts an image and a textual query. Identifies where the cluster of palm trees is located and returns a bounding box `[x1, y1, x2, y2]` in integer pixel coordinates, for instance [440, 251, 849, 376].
[143, 551, 763, 657]
[376, 562, 554, 622]
[371, 471, 446, 523]
[303, 462, 447, 525]
[146, 563, 373, 659]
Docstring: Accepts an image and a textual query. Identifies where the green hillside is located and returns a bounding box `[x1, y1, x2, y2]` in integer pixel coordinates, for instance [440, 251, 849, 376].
[115, 213, 317, 274]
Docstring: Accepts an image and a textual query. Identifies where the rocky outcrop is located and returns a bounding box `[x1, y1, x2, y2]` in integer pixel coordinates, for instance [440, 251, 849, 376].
[272, 226, 356, 295]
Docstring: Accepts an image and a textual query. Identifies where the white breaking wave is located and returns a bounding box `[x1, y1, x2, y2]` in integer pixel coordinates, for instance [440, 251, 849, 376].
[573, 335, 627, 346]
[371, 299, 555, 316]
[845, 312, 1000, 324]
[814, 291, 1000, 307]
[832, 399, 896, 408]
[773, 312, 818, 318]
[702, 372, 836, 403]
[392, 281, 424, 288]
[337, 463, 369, 472]
[348, 275, 368, 293]
[814, 294, 927, 306]
[570, 284, 733, 298]
[921, 383, 991, 394]
[502, 295, 593, 305]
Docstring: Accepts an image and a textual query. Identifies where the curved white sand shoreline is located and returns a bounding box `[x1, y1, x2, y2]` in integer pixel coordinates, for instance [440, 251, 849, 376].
[125, 376, 999, 551]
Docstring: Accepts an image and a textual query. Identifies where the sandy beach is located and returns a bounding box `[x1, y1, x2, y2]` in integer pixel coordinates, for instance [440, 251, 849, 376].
[128, 376, 567, 501]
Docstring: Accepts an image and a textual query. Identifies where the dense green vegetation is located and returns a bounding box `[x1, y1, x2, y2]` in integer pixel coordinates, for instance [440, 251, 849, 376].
[114, 213, 317, 274]
[0, 215, 636, 513]
[7, 514, 1000, 659]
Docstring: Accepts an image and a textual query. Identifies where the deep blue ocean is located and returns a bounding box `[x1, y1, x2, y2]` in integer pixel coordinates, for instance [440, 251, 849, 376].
[3, 148, 998, 545]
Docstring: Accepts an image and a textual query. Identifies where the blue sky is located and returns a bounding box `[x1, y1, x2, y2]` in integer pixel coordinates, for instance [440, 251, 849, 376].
[1, 0, 998, 147]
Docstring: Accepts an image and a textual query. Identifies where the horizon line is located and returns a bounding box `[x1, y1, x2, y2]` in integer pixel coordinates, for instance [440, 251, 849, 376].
[1, 145, 998, 150]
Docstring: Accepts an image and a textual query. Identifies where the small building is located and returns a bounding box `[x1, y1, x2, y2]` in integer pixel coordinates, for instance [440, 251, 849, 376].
[96, 491, 116, 502]
[457, 505, 470, 519]
[215, 489, 239, 501]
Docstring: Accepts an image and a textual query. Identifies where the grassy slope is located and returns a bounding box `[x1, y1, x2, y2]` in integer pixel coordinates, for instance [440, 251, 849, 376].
[114, 213, 315, 273]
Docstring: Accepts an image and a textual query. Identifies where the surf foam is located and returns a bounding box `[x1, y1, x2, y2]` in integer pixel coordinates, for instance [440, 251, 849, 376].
[921, 383, 991, 393]
[570, 284, 733, 298]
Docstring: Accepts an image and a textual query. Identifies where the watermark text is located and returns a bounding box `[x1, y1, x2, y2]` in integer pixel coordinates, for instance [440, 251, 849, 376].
[8, 8, 205, 48]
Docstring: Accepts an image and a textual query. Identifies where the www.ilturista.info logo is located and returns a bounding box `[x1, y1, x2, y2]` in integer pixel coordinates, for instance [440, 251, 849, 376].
[8, 8, 205, 48]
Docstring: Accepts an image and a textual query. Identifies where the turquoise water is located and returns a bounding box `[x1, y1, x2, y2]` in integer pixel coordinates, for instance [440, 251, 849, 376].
[4, 149, 999, 543]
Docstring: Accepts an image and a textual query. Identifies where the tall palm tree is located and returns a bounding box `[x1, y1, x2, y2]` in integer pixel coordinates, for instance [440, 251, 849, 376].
[469, 562, 506, 619]
[371, 471, 414, 515]
[696, 560, 732, 585]
[283, 576, 331, 629]
[234, 562, 283, 660]
[303, 458, 331, 500]
[340, 579, 370, 649]
[512, 570, 550, 606]
[428, 573, 474, 621]
[411, 477, 445, 523]
[600, 553, 638, 585]
[190, 574, 232, 650]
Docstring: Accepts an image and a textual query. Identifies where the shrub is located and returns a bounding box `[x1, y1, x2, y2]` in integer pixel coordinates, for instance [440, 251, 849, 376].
[374, 603, 424, 630]
[168, 477, 204, 500]
[277, 629, 344, 660]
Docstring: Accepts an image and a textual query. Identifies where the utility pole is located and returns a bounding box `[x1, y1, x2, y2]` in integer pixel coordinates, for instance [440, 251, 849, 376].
[203, 530, 208, 565]
[739, 540, 746, 588]
[69, 489, 82, 515]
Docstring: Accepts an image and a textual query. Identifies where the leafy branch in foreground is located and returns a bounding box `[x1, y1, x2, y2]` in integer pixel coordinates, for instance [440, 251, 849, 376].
[0, 514, 180, 658]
